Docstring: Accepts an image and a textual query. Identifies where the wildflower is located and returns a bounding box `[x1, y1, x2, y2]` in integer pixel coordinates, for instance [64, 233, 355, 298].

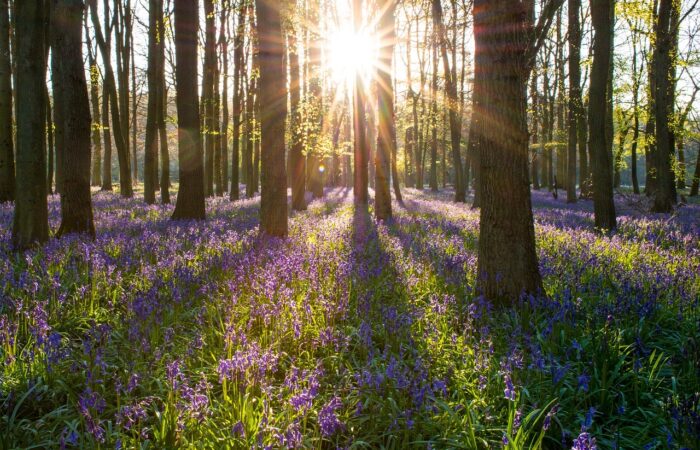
[232, 421, 245, 438]
[577, 372, 590, 392]
[571, 431, 597, 450]
[318, 397, 344, 437]
[503, 374, 516, 401]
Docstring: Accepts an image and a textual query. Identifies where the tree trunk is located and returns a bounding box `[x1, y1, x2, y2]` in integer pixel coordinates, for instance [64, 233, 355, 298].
[352, 0, 368, 204]
[86, 16, 101, 188]
[432, 0, 465, 202]
[374, 0, 394, 220]
[220, 1, 229, 195]
[651, 0, 676, 212]
[690, 142, 700, 196]
[0, 0, 13, 203]
[89, 0, 132, 197]
[12, 0, 49, 250]
[289, 23, 306, 211]
[158, 1, 169, 204]
[530, 73, 540, 190]
[475, 0, 546, 303]
[230, 2, 244, 201]
[429, 35, 439, 192]
[589, 0, 616, 230]
[144, 0, 160, 204]
[567, 0, 581, 203]
[171, 0, 205, 220]
[52, 0, 95, 237]
[203, 0, 215, 197]
[256, 0, 287, 236]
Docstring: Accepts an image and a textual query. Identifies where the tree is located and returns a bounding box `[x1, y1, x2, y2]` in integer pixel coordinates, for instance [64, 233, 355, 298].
[51, 0, 95, 237]
[589, 0, 617, 230]
[432, 0, 465, 203]
[85, 15, 102, 188]
[0, 0, 13, 203]
[474, 0, 563, 303]
[144, 0, 161, 204]
[12, 0, 49, 250]
[89, 0, 132, 197]
[171, 0, 205, 220]
[651, 0, 677, 212]
[567, 0, 582, 203]
[230, 2, 244, 201]
[257, 0, 288, 236]
[203, 0, 216, 197]
[288, 15, 306, 211]
[374, 0, 395, 220]
[353, 0, 369, 204]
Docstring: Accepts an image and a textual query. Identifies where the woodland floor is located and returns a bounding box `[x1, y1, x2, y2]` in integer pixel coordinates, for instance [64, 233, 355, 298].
[0, 187, 699, 449]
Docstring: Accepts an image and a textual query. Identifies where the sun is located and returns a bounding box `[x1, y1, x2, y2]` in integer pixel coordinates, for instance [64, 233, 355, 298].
[327, 26, 378, 85]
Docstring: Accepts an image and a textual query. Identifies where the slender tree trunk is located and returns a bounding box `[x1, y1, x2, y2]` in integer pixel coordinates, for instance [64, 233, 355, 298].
[202, 0, 215, 197]
[256, 0, 287, 236]
[89, 0, 132, 197]
[374, 0, 395, 220]
[86, 17, 101, 188]
[589, 0, 616, 230]
[0, 0, 13, 202]
[220, 0, 229, 195]
[432, 0, 465, 202]
[567, 0, 581, 203]
[530, 73, 540, 190]
[171, 0, 205, 220]
[352, 0, 368, 204]
[230, 3, 244, 200]
[158, 0, 169, 204]
[52, 0, 94, 237]
[429, 35, 439, 192]
[144, 0, 159, 204]
[12, 0, 49, 250]
[46, 88, 54, 195]
[289, 24, 306, 210]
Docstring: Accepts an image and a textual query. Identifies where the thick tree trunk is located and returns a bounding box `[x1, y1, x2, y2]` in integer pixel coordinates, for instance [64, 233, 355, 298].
[12, 0, 49, 250]
[171, 0, 205, 220]
[0, 0, 13, 202]
[651, 0, 676, 212]
[256, 0, 287, 236]
[52, 0, 94, 237]
[690, 143, 700, 196]
[475, 0, 545, 303]
[567, 0, 581, 203]
[589, 0, 616, 230]
[157, 4, 169, 204]
[374, 0, 394, 220]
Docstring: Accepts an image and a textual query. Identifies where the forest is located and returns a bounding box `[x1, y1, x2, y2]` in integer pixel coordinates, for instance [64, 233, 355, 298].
[0, 0, 699, 448]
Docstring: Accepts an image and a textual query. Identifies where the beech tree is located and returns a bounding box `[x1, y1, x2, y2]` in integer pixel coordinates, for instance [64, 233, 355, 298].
[589, 0, 617, 230]
[257, 0, 288, 236]
[51, 0, 95, 237]
[474, 0, 563, 303]
[12, 0, 49, 250]
[171, 0, 205, 220]
[0, 0, 13, 203]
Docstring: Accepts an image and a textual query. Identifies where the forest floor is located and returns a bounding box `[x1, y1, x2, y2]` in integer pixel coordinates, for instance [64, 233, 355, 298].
[0, 187, 698, 449]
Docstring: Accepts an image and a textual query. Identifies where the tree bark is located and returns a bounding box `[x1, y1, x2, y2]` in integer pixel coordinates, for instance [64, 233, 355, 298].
[589, 0, 616, 230]
[202, 0, 215, 197]
[475, 0, 553, 303]
[651, 0, 676, 212]
[567, 0, 581, 203]
[256, 0, 287, 236]
[352, 0, 368, 204]
[144, 0, 160, 204]
[432, 0, 465, 202]
[230, 2, 244, 201]
[12, 0, 49, 250]
[89, 0, 132, 197]
[289, 21, 306, 211]
[52, 0, 95, 237]
[374, 0, 394, 220]
[0, 0, 13, 202]
[171, 0, 205, 220]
